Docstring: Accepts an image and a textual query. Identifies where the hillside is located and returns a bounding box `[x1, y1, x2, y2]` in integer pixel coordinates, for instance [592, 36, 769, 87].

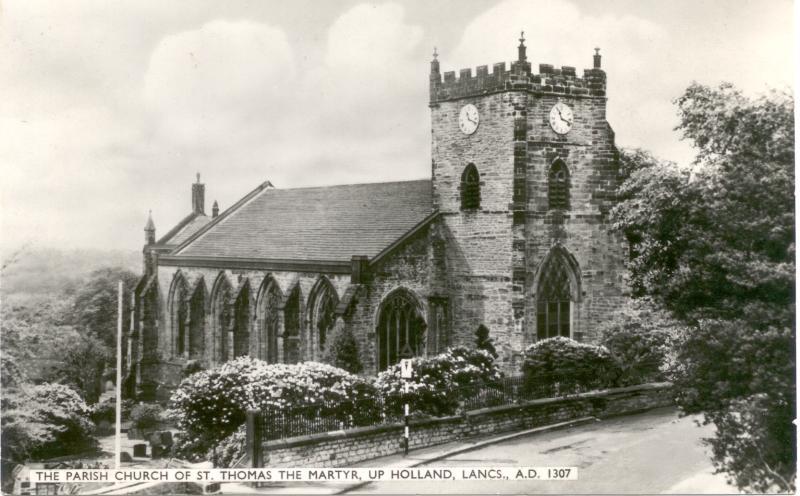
[0, 247, 141, 303]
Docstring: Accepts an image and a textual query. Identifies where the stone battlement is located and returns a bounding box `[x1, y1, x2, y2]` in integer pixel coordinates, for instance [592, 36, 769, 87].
[430, 48, 606, 103]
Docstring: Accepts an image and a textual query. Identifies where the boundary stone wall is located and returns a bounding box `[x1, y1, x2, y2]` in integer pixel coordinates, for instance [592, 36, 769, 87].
[254, 382, 673, 468]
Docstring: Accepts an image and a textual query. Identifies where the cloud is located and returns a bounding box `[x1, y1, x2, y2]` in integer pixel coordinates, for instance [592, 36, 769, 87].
[143, 19, 296, 148]
[304, 3, 427, 137]
[445, 0, 676, 157]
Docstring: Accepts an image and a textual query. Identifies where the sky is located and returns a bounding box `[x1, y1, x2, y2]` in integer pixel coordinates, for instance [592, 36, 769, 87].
[0, 0, 795, 254]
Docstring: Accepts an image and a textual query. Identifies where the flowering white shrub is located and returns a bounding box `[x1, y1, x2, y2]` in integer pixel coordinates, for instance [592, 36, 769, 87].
[2, 383, 96, 461]
[168, 357, 379, 459]
[374, 347, 502, 417]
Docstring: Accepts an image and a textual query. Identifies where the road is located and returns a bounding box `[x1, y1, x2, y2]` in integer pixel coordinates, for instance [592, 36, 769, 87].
[349, 407, 738, 494]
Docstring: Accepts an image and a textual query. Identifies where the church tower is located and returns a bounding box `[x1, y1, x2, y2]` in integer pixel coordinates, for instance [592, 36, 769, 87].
[429, 36, 626, 370]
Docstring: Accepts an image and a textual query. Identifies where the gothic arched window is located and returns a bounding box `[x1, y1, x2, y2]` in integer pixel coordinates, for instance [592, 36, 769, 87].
[169, 276, 188, 357]
[377, 289, 426, 370]
[232, 283, 251, 359]
[548, 160, 569, 210]
[188, 283, 205, 360]
[283, 286, 301, 364]
[461, 163, 481, 210]
[309, 279, 338, 358]
[258, 280, 281, 363]
[536, 257, 573, 340]
[211, 275, 232, 364]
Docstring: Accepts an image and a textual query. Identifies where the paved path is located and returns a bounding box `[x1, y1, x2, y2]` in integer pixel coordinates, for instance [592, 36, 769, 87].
[347, 407, 737, 494]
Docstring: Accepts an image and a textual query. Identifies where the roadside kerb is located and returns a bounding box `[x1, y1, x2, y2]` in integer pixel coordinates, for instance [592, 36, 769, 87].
[333, 416, 598, 495]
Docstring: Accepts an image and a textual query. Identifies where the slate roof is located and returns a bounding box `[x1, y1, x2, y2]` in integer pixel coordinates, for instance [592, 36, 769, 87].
[157, 212, 211, 246]
[173, 179, 434, 262]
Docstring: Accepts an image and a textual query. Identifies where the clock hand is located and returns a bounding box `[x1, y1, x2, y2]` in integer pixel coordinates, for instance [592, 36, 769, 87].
[556, 108, 572, 125]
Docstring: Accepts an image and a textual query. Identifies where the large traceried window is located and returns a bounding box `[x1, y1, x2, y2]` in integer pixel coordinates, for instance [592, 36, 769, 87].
[377, 289, 426, 370]
[536, 255, 573, 340]
[460, 163, 481, 210]
[548, 160, 570, 210]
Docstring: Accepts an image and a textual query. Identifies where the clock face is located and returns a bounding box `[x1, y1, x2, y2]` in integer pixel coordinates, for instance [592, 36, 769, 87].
[458, 104, 479, 135]
[548, 102, 574, 134]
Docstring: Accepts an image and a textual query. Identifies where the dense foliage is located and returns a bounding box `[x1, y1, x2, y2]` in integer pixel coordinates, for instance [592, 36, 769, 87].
[168, 358, 380, 459]
[1, 383, 97, 462]
[130, 403, 163, 432]
[207, 426, 247, 468]
[374, 347, 502, 417]
[522, 337, 617, 395]
[1, 266, 138, 404]
[612, 83, 795, 492]
[321, 324, 363, 374]
[67, 267, 140, 351]
[598, 299, 681, 386]
[474, 325, 498, 359]
[89, 396, 135, 424]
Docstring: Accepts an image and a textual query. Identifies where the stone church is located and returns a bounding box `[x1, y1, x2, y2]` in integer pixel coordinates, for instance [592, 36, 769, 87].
[129, 36, 627, 399]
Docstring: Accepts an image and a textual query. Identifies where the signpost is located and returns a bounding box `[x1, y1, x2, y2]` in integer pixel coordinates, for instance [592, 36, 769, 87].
[400, 359, 413, 456]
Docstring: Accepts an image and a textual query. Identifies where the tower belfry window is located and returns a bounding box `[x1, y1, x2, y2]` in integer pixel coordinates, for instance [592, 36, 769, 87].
[548, 160, 569, 210]
[461, 164, 481, 210]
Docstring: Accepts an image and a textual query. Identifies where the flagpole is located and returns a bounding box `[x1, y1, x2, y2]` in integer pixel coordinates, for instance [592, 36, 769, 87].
[115, 281, 123, 469]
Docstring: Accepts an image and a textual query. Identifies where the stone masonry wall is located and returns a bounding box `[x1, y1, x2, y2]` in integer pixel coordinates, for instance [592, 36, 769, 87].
[257, 382, 673, 468]
[149, 264, 353, 395]
[431, 91, 520, 373]
[524, 92, 627, 344]
[147, 221, 442, 394]
[347, 224, 442, 375]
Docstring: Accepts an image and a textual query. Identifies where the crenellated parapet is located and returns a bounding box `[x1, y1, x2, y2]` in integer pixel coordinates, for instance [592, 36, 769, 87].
[430, 40, 606, 103]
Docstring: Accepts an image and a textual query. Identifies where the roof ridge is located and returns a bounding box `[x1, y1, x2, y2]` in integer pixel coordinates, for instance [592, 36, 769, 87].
[156, 211, 204, 245]
[171, 180, 273, 255]
[275, 178, 430, 191]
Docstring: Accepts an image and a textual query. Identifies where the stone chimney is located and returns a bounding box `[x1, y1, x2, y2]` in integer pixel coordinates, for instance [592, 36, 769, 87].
[594, 47, 602, 69]
[192, 173, 205, 215]
[212, 200, 219, 218]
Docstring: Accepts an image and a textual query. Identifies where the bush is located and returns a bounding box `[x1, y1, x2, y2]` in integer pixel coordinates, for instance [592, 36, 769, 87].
[208, 426, 247, 468]
[474, 325, 498, 359]
[375, 347, 502, 417]
[522, 337, 618, 396]
[598, 299, 681, 386]
[130, 404, 163, 432]
[1, 383, 97, 462]
[182, 360, 204, 378]
[321, 325, 362, 374]
[89, 397, 135, 425]
[168, 357, 380, 460]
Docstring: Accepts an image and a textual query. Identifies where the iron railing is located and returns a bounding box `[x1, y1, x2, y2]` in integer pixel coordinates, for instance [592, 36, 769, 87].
[256, 361, 668, 442]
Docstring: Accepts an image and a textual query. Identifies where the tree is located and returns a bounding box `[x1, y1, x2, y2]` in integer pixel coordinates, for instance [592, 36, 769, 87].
[69, 267, 139, 349]
[474, 324, 498, 359]
[1, 383, 96, 463]
[612, 83, 795, 491]
[598, 298, 682, 386]
[321, 324, 363, 374]
[46, 335, 111, 405]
